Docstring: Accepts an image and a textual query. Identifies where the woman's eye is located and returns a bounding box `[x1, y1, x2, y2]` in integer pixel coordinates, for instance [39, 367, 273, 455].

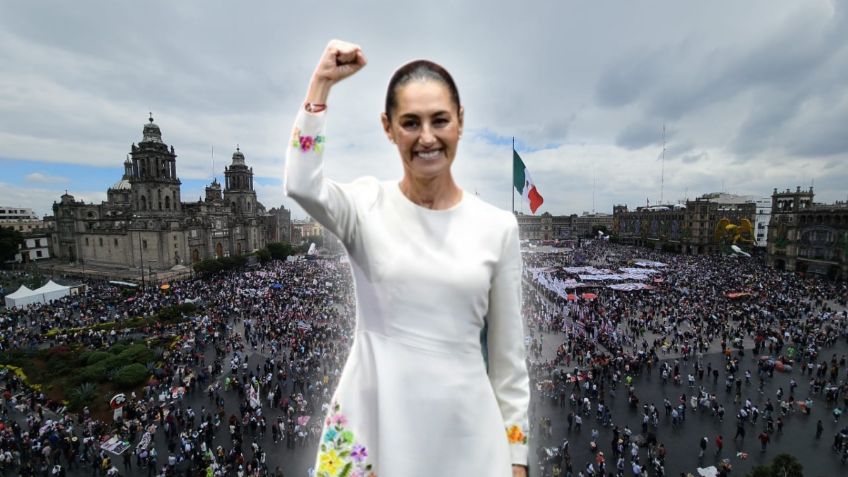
[402, 121, 418, 129]
[434, 118, 449, 126]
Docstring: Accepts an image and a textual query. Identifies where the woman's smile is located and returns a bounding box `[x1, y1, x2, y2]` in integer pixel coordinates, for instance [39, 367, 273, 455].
[414, 148, 443, 161]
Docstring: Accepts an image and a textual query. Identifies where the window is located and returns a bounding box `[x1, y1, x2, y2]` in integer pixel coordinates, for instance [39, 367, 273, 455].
[114, 238, 118, 246]
[143, 240, 147, 249]
[36, 250, 42, 258]
[85, 237, 89, 246]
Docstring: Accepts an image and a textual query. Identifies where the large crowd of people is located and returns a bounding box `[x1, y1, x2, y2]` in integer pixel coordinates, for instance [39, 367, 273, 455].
[523, 241, 848, 476]
[0, 240, 846, 476]
[1, 259, 357, 476]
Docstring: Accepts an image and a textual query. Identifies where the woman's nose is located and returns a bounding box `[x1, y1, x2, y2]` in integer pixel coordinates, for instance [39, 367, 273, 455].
[419, 124, 436, 145]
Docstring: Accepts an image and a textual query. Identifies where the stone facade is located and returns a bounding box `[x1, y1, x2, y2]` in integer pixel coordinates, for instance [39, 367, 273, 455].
[613, 193, 756, 254]
[573, 213, 614, 238]
[266, 205, 292, 244]
[50, 116, 268, 272]
[516, 212, 575, 241]
[767, 186, 848, 280]
[291, 218, 323, 246]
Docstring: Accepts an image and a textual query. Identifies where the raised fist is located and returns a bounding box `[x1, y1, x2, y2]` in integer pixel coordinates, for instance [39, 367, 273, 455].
[311, 39, 367, 87]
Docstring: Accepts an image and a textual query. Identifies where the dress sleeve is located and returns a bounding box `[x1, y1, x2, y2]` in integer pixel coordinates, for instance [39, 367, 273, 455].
[284, 108, 358, 247]
[486, 217, 530, 466]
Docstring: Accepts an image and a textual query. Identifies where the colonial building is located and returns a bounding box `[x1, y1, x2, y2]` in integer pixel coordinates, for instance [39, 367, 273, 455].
[291, 218, 323, 246]
[266, 205, 292, 244]
[573, 212, 614, 238]
[767, 186, 847, 280]
[5, 236, 51, 264]
[50, 115, 268, 272]
[613, 192, 756, 254]
[515, 212, 575, 242]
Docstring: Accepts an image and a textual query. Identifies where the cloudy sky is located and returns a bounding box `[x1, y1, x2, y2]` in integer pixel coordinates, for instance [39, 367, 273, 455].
[1, 0, 846, 219]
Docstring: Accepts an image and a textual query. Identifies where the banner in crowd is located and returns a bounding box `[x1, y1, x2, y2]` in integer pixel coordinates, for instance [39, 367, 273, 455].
[634, 260, 667, 268]
[249, 384, 261, 409]
[608, 283, 654, 291]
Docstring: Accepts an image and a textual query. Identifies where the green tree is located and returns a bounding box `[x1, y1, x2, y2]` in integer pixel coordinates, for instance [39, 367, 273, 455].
[769, 454, 804, 477]
[256, 249, 271, 263]
[0, 227, 24, 263]
[112, 363, 150, 389]
[267, 242, 294, 261]
[743, 454, 803, 477]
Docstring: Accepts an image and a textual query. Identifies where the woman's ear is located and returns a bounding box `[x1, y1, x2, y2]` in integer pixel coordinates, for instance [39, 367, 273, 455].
[381, 113, 395, 143]
[458, 106, 464, 138]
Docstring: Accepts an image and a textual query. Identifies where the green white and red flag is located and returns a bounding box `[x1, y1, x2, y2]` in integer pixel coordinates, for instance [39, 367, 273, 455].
[513, 149, 544, 214]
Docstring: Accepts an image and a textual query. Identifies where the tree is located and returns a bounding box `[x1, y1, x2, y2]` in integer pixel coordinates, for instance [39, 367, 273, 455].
[256, 249, 271, 263]
[112, 363, 150, 389]
[0, 227, 24, 263]
[769, 454, 803, 477]
[267, 242, 294, 261]
[743, 454, 803, 477]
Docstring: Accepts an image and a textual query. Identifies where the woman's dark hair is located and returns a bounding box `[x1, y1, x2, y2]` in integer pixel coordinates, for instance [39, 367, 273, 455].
[385, 60, 461, 121]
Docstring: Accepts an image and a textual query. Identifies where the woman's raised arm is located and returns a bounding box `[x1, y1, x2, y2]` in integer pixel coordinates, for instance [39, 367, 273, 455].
[284, 40, 371, 247]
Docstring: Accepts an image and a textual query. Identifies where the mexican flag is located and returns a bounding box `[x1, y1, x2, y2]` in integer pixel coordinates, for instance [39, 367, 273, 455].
[513, 149, 544, 214]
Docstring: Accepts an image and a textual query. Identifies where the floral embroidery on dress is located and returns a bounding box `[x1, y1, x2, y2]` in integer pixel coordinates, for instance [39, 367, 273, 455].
[506, 424, 528, 445]
[291, 126, 325, 153]
[316, 402, 376, 477]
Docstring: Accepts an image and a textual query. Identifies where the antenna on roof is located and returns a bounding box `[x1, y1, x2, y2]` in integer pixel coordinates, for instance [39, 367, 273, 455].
[211, 145, 215, 182]
[592, 167, 596, 214]
[660, 123, 665, 205]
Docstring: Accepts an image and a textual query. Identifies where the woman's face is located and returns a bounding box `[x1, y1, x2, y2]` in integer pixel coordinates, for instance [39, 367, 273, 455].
[382, 80, 463, 181]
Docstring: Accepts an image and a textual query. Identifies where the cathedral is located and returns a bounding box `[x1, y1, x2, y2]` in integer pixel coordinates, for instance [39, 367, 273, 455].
[50, 115, 268, 271]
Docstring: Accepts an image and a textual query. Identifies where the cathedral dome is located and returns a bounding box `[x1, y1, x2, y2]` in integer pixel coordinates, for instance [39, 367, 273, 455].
[142, 114, 163, 143]
[111, 178, 131, 190]
[231, 146, 245, 165]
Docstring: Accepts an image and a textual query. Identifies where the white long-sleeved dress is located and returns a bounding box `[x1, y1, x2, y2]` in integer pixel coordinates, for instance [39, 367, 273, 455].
[284, 109, 529, 477]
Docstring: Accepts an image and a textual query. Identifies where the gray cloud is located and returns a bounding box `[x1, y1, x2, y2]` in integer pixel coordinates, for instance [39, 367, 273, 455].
[0, 0, 846, 218]
[616, 121, 665, 150]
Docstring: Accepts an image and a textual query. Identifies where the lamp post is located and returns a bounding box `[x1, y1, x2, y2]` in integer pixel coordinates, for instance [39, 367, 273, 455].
[139, 236, 145, 289]
[148, 260, 157, 291]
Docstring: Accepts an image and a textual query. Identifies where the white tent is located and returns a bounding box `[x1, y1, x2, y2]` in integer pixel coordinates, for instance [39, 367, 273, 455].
[3, 281, 71, 308]
[4, 285, 36, 308]
[32, 280, 71, 303]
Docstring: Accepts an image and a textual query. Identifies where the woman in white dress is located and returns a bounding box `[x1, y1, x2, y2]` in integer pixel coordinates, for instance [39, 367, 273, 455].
[285, 39, 529, 477]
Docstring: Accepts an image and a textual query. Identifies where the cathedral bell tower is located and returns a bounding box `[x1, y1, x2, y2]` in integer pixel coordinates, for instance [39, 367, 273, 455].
[128, 114, 182, 215]
[223, 146, 257, 217]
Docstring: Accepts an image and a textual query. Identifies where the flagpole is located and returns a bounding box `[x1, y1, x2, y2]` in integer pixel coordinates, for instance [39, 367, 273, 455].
[512, 137, 515, 215]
